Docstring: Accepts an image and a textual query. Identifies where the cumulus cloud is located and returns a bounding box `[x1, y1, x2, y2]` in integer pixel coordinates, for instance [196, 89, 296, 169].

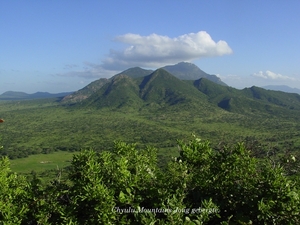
[55, 31, 232, 79]
[102, 31, 233, 70]
[252, 71, 296, 80]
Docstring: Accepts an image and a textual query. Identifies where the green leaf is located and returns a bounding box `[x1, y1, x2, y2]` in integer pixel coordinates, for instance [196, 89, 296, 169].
[119, 191, 126, 203]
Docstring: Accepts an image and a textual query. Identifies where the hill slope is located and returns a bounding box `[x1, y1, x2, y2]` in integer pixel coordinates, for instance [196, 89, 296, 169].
[61, 78, 109, 104]
[192, 78, 300, 117]
[82, 75, 143, 109]
[61, 68, 153, 104]
[139, 69, 207, 105]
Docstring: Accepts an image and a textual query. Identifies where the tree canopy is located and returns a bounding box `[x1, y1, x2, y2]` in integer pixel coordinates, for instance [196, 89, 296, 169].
[0, 136, 299, 224]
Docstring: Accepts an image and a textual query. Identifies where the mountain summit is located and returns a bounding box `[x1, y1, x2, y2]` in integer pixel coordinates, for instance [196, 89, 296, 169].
[162, 62, 227, 86]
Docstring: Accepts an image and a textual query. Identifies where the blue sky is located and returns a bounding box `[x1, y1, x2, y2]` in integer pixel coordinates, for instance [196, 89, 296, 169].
[1, 1, 300, 94]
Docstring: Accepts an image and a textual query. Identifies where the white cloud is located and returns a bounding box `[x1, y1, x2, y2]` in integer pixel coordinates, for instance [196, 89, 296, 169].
[55, 31, 232, 79]
[252, 70, 296, 80]
[102, 31, 233, 70]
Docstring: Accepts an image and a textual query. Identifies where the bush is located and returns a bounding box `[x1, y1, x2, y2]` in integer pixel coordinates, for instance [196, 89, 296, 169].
[0, 136, 299, 224]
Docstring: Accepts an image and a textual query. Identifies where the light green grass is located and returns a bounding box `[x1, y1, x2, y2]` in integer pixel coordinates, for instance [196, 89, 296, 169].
[10, 151, 75, 173]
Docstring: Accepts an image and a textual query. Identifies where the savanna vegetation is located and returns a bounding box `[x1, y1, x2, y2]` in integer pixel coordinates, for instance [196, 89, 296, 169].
[1, 94, 299, 162]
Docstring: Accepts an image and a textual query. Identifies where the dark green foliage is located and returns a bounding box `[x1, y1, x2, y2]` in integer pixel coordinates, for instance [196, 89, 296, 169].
[0, 137, 299, 224]
[178, 137, 300, 224]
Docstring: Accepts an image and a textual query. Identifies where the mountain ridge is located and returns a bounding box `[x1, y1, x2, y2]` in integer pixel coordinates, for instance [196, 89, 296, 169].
[64, 67, 300, 120]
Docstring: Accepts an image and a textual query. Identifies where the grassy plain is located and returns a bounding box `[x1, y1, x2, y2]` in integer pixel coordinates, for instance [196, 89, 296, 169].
[9, 151, 74, 173]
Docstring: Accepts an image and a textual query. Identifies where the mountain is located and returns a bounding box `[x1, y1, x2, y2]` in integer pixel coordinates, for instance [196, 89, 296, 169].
[61, 62, 228, 104]
[0, 91, 29, 99]
[66, 67, 299, 120]
[61, 68, 154, 104]
[61, 65, 300, 119]
[262, 85, 300, 94]
[116, 63, 228, 87]
[0, 91, 73, 100]
[73, 68, 214, 114]
[61, 78, 109, 104]
[61, 63, 300, 119]
[162, 62, 227, 86]
[192, 78, 300, 115]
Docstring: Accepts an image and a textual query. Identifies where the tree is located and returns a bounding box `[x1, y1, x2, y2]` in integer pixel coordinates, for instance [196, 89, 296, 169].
[177, 136, 300, 224]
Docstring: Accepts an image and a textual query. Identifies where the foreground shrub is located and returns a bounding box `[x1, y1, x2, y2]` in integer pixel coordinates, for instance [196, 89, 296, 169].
[0, 136, 299, 224]
[177, 136, 300, 224]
